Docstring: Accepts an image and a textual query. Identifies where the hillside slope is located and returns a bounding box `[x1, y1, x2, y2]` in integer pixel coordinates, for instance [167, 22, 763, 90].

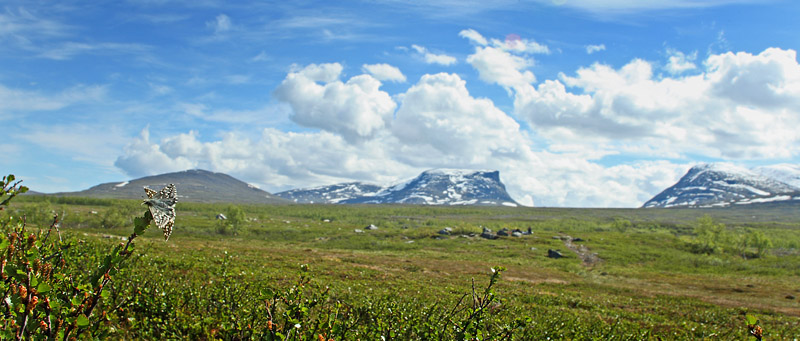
[50, 169, 287, 204]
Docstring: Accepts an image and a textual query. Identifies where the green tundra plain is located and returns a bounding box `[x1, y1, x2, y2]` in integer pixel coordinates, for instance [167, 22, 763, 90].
[3, 189, 800, 339]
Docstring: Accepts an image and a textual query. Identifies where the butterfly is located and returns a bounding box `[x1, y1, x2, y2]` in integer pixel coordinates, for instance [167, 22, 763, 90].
[143, 184, 177, 241]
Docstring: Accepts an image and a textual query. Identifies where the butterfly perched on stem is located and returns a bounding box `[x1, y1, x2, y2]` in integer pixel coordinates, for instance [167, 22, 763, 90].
[143, 184, 177, 241]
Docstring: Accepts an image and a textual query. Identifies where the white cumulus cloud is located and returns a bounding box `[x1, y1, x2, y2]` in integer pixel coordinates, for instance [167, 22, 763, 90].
[362, 63, 406, 82]
[511, 47, 800, 159]
[411, 44, 457, 66]
[458, 28, 488, 46]
[665, 49, 697, 74]
[114, 128, 196, 177]
[392, 72, 532, 165]
[273, 63, 397, 143]
[466, 45, 537, 90]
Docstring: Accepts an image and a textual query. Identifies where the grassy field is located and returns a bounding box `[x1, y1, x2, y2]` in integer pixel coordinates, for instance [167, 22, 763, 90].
[5, 195, 800, 339]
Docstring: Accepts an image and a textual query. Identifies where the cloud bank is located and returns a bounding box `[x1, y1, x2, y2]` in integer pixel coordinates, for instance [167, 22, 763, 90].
[114, 30, 800, 207]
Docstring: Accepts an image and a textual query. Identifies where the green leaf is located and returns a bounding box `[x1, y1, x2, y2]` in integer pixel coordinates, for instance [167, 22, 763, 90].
[76, 314, 90, 327]
[746, 314, 758, 325]
[101, 289, 111, 300]
[134, 216, 149, 235]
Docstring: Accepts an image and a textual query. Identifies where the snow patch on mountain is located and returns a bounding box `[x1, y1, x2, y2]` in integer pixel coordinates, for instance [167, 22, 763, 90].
[753, 164, 800, 189]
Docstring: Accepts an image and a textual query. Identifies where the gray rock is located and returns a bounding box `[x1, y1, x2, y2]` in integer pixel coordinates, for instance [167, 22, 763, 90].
[216, 213, 227, 220]
[438, 227, 452, 235]
[480, 226, 496, 239]
[365, 224, 379, 230]
[511, 231, 523, 237]
[498, 228, 510, 236]
[572, 237, 584, 242]
[547, 249, 564, 259]
[354, 229, 364, 233]
[480, 232, 497, 240]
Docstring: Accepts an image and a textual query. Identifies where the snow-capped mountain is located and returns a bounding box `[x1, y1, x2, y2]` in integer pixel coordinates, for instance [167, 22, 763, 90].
[643, 163, 800, 208]
[274, 182, 384, 204]
[276, 169, 519, 206]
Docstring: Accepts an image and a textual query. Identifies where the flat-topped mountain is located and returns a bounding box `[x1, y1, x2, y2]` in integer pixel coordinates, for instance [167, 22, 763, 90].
[643, 163, 800, 208]
[49, 169, 287, 204]
[277, 169, 519, 206]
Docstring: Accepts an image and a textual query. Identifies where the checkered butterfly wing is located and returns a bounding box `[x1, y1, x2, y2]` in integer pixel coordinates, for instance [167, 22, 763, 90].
[143, 184, 177, 241]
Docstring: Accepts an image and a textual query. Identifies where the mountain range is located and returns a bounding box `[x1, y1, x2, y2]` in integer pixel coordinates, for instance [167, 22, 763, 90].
[642, 163, 800, 208]
[34, 163, 800, 208]
[42, 168, 518, 206]
[275, 169, 519, 206]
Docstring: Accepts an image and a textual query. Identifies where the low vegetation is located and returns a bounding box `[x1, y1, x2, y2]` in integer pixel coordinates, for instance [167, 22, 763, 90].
[2, 175, 798, 339]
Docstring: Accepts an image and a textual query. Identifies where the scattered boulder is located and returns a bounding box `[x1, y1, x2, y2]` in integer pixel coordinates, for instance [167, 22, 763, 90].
[497, 228, 510, 236]
[438, 227, 453, 235]
[547, 249, 564, 259]
[216, 213, 227, 220]
[786, 295, 796, 300]
[365, 224, 379, 230]
[322, 219, 331, 223]
[354, 229, 364, 233]
[572, 237, 584, 242]
[480, 227, 497, 240]
[511, 231, 523, 237]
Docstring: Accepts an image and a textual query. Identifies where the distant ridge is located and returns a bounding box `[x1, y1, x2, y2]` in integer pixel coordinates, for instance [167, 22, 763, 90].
[48, 169, 288, 204]
[643, 163, 800, 208]
[277, 169, 519, 206]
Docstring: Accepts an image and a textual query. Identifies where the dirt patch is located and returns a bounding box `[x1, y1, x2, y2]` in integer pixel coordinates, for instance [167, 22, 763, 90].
[506, 276, 568, 285]
[560, 235, 602, 266]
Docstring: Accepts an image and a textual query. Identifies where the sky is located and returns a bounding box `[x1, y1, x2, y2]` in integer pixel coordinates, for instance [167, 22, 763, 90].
[3, 0, 800, 207]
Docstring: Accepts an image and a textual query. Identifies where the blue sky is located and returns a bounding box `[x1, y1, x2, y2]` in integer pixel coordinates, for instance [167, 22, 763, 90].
[3, 0, 799, 207]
